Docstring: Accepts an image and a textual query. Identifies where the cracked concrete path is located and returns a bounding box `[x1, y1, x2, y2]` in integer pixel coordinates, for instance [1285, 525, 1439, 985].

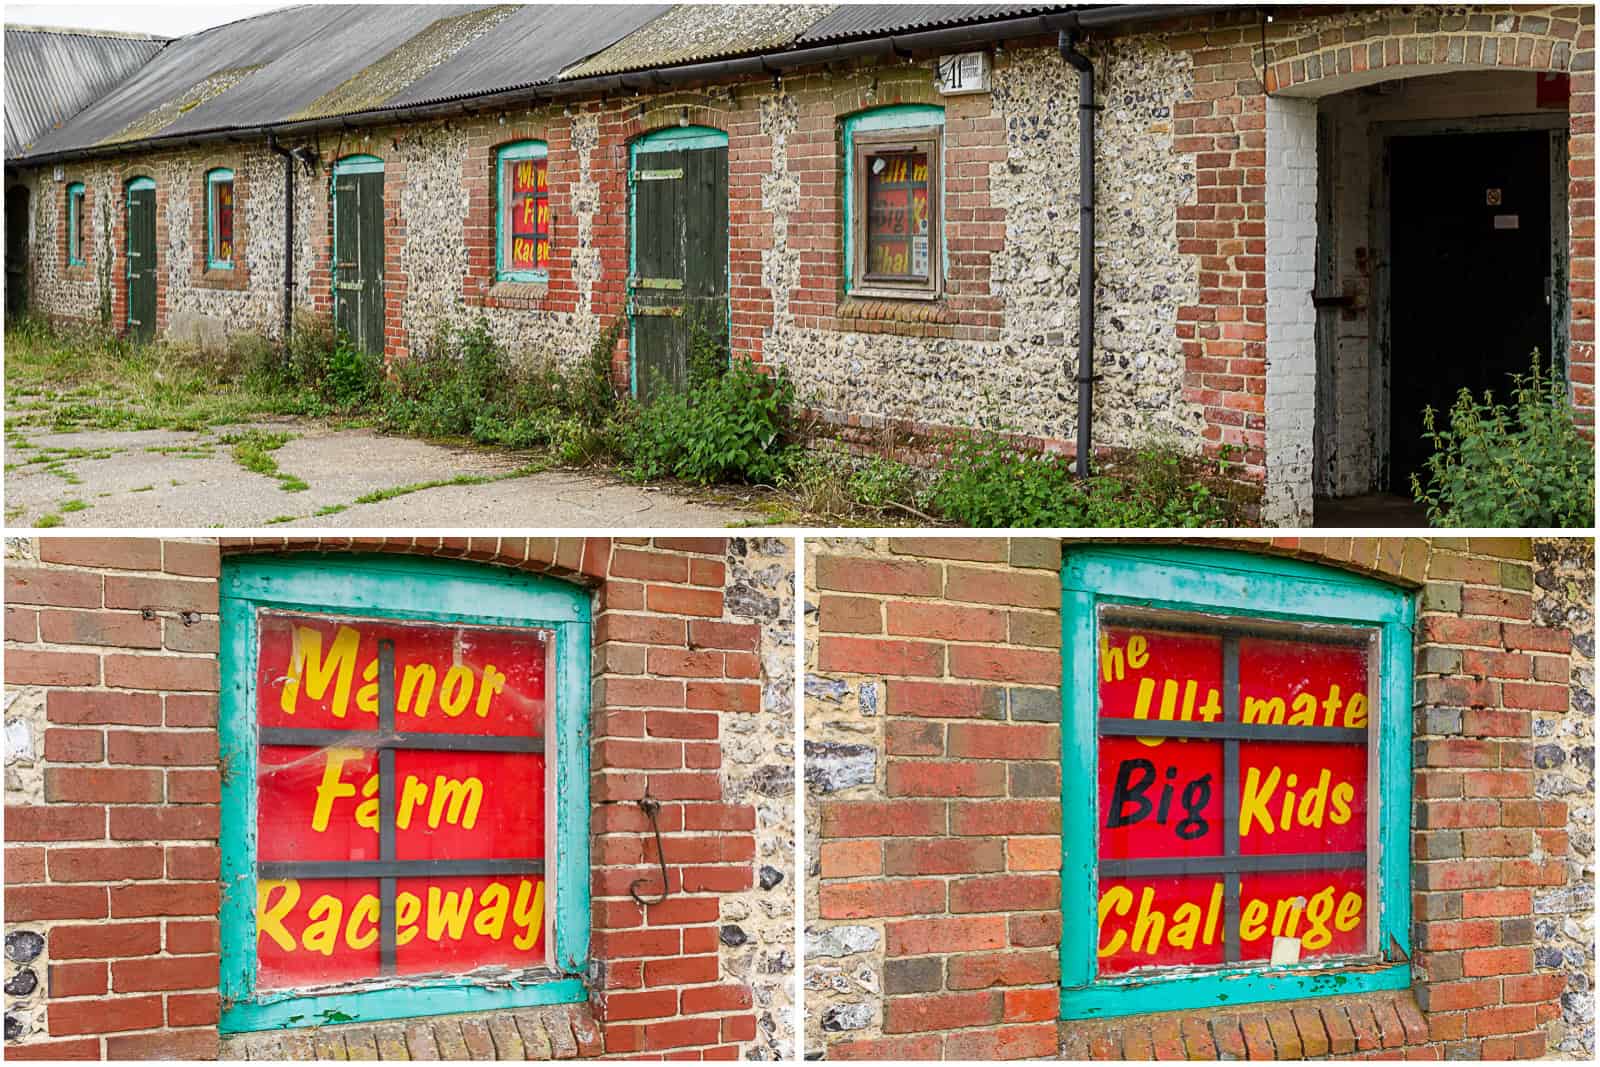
[5, 421, 756, 528]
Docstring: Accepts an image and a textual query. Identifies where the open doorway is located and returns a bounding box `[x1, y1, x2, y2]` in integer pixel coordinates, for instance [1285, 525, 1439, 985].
[5, 185, 28, 320]
[1307, 71, 1570, 525]
[1387, 128, 1556, 493]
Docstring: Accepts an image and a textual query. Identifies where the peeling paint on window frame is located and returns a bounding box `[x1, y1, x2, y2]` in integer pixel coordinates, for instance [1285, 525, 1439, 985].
[1058, 544, 1415, 1020]
[218, 553, 592, 1033]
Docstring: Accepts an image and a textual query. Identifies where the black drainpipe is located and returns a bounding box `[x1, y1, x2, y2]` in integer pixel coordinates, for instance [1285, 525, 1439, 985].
[267, 132, 295, 358]
[1058, 30, 1096, 479]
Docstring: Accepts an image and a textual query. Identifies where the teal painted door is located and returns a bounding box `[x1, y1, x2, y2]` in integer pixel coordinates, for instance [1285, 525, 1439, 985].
[334, 171, 385, 355]
[630, 145, 728, 401]
[126, 186, 157, 342]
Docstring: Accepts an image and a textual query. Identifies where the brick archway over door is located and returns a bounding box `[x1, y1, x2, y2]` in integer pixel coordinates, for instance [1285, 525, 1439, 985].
[1173, 5, 1594, 525]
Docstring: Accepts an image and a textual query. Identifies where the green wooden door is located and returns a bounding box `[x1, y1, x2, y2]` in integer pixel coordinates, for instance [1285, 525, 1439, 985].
[126, 183, 157, 342]
[629, 133, 728, 401]
[333, 163, 385, 355]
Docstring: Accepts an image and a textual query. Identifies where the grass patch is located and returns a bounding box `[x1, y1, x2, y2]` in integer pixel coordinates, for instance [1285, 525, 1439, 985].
[5, 314, 327, 432]
[35, 513, 63, 527]
[220, 429, 308, 493]
[59, 499, 88, 513]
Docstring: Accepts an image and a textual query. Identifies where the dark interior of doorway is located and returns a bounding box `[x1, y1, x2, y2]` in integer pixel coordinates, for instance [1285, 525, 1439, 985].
[5, 186, 28, 319]
[1387, 128, 1552, 496]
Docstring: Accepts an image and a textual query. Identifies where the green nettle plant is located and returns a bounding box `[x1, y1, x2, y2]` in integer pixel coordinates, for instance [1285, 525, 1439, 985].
[1411, 354, 1595, 528]
[926, 429, 1237, 528]
[622, 356, 799, 487]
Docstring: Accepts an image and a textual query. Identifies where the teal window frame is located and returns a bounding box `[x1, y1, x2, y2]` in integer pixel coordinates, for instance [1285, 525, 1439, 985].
[206, 167, 235, 270]
[842, 104, 945, 299]
[496, 141, 548, 283]
[66, 182, 86, 265]
[219, 554, 592, 1033]
[1059, 544, 1414, 1020]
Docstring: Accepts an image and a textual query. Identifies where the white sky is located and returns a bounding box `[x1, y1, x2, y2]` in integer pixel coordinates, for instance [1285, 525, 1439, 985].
[7, 1, 294, 36]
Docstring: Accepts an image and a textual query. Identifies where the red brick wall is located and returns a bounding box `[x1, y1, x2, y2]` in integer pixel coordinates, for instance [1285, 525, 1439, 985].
[4, 536, 765, 1061]
[1175, 4, 1596, 481]
[804, 536, 1581, 1061]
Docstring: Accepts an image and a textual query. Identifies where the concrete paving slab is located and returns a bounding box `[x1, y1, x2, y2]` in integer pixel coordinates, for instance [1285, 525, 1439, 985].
[5, 421, 754, 528]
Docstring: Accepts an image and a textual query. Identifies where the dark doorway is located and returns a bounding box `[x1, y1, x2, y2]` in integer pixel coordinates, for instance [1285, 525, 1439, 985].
[126, 179, 157, 343]
[1387, 130, 1552, 493]
[333, 158, 385, 355]
[5, 186, 28, 320]
[628, 131, 729, 402]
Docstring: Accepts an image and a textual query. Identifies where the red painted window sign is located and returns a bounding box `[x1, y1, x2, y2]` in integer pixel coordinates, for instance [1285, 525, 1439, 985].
[254, 612, 550, 989]
[1096, 624, 1371, 976]
[865, 149, 931, 279]
[213, 180, 234, 263]
[506, 157, 550, 272]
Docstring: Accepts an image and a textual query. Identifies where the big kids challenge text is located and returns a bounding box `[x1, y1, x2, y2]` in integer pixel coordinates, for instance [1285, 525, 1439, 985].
[1095, 626, 1373, 975]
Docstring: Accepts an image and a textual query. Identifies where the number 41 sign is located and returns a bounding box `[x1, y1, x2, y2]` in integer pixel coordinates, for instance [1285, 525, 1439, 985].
[936, 52, 991, 95]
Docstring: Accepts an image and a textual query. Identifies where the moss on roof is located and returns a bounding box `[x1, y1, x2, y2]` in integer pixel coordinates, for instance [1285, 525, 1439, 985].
[291, 5, 522, 121]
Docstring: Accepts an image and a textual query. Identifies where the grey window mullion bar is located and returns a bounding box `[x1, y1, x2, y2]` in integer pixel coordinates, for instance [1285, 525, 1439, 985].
[1097, 719, 1365, 744]
[259, 727, 543, 753]
[378, 639, 397, 977]
[1222, 635, 1241, 963]
[1100, 851, 1368, 877]
[258, 858, 546, 880]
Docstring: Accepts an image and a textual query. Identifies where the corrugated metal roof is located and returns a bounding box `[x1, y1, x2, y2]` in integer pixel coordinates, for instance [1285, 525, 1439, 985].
[8, 4, 1079, 162]
[388, 4, 669, 107]
[795, 4, 1063, 43]
[563, 4, 832, 79]
[12, 4, 663, 160]
[4, 26, 167, 157]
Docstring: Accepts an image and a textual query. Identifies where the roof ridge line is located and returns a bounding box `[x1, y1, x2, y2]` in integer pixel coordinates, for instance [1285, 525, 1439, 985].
[4, 23, 171, 41]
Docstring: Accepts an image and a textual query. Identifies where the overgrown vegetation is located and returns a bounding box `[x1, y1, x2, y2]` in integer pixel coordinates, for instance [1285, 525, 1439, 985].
[1411, 353, 1595, 528]
[925, 429, 1240, 528]
[7, 313, 1247, 526]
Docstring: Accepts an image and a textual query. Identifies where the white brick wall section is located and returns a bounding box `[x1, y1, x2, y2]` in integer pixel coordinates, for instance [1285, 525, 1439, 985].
[1263, 95, 1320, 527]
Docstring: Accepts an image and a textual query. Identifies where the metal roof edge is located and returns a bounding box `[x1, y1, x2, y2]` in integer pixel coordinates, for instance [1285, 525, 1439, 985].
[5, 24, 171, 41]
[6, 3, 1224, 167]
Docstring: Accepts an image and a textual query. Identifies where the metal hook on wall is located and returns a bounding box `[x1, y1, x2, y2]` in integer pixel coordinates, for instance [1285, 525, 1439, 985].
[628, 796, 671, 907]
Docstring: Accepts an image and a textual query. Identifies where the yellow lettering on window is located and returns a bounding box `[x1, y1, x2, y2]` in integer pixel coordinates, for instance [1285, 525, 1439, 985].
[511, 878, 545, 950]
[428, 775, 483, 829]
[281, 624, 360, 718]
[257, 879, 301, 951]
[311, 748, 364, 832]
[426, 886, 474, 941]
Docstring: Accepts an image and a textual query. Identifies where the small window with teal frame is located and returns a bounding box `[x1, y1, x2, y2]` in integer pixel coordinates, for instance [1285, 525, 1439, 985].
[1059, 544, 1414, 1020]
[496, 141, 549, 282]
[843, 104, 944, 300]
[219, 554, 592, 1032]
[207, 168, 235, 269]
[66, 182, 86, 265]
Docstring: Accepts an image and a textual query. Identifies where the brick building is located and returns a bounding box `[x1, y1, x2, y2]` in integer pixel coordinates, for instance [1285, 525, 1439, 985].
[3, 4, 1593, 525]
[804, 535, 1595, 1060]
[3, 535, 795, 1060]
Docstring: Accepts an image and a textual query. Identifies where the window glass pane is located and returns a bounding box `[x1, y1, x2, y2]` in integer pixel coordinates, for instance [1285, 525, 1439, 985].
[69, 191, 82, 261]
[864, 148, 930, 280]
[252, 611, 550, 988]
[212, 178, 234, 263]
[257, 877, 380, 988]
[1095, 620, 1372, 977]
[505, 155, 549, 273]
